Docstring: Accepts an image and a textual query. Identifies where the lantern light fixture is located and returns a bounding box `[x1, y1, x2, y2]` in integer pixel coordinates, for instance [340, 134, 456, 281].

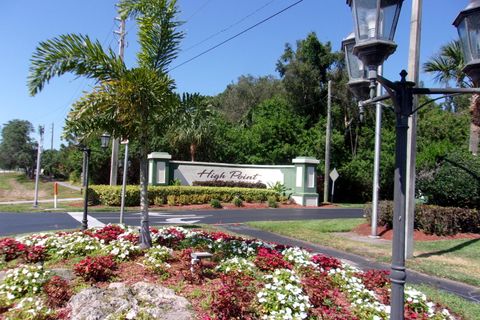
[454, 0, 480, 84]
[347, 0, 404, 77]
[342, 32, 371, 100]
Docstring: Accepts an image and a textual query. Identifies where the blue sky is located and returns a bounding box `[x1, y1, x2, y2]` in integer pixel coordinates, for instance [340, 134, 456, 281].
[0, 0, 466, 149]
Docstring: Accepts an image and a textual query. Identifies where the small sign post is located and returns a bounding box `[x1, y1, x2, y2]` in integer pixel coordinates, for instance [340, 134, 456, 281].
[329, 168, 339, 203]
[53, 182, 58, 209]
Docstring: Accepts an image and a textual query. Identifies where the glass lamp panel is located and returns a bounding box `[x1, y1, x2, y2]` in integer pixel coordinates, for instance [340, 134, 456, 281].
[354, 0, 377, 42]
[458, 19, 472, 63]
[467, 14, 480, 60]
[346, 42, 365, 80]
[379, 0, 401, 41]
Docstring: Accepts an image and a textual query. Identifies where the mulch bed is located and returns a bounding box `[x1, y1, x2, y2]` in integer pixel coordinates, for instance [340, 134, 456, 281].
[353, 223, 480, 241]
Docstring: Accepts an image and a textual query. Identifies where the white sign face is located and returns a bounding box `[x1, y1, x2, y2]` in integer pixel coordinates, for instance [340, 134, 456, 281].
[156, 162, 166, 184]
[329, 168, 339, 182]
[174, 164, 285, 186]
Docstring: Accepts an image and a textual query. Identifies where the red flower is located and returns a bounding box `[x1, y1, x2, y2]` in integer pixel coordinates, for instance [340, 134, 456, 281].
[73, 255, 117, 282]
[254, 247, 292, 271]
[311, 254, 342, 271]
[0, 237, 26, 261]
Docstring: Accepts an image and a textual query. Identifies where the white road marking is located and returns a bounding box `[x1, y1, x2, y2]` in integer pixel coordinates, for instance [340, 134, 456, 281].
[67, 212, 105, 228]
[165, 217, 200, 224]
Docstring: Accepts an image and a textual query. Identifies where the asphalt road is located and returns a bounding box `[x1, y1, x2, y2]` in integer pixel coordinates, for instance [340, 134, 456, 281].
[0, 208, 363, 236]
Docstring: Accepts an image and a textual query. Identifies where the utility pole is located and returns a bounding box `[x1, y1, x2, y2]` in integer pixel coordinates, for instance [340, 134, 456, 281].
[33, 125, 45, 207]
[50, 123, 54, 150]
[405, 0, 423, 259]
[109, 16, 126, 186]
[323, 80, 332, 203]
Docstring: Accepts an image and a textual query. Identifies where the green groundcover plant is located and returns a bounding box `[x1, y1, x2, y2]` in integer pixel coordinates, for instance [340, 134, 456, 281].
[0, 225, 460, 319]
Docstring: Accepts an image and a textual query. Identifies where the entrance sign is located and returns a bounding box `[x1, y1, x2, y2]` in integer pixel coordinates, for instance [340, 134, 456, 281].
[148, 153, 320, 207]
[173, 162, 287, 187]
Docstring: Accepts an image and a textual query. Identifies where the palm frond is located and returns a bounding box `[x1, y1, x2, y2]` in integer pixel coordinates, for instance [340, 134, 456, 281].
[119, 0, 184, 73]
[28, 34, 125, 96]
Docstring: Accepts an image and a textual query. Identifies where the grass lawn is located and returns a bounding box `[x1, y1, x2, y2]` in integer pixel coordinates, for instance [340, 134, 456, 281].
[0, 172, 81, 202]
[247, 219, 480, 287]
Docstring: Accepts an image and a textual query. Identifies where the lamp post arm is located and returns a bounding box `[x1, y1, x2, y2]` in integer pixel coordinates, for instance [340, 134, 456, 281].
[409, 93, 463, 116]
[359, 93, 391, 107]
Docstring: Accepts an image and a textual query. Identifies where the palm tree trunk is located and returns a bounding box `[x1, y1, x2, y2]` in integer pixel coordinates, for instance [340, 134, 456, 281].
[469, 94, 480, 156]
[190, 143, 197, 162]
[139, 142, 152, 248]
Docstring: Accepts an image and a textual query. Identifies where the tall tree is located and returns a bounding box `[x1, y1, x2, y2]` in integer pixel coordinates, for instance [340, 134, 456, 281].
[0, 120, 36, 177]
[276, 32, 340, 125]
[28, 0, 183, 247]
[214, 75, 285, 123]
[423, 40, 480, 155]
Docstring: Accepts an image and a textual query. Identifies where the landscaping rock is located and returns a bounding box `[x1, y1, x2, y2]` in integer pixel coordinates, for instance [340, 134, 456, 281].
[50, 268, 75, 281]
[69, 281, 193, 320]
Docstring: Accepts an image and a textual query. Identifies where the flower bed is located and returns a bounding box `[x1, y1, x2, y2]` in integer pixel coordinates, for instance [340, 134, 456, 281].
[0, 225, 458, 319]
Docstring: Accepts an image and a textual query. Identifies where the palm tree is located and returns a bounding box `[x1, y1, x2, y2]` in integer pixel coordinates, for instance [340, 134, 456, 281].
[170, 93, 214, 162]
[424, 40, 480, 155]
[28, 0, 184, 247]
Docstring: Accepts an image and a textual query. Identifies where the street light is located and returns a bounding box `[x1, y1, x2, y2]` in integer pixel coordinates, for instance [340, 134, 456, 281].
[348, 0, 403, 78]
[342, 32, 370, 101]
[78, 133, 111, 230]
[346, 1, 480, 319]
[454, 0, 480, 84]
[343, 32, 383, 240]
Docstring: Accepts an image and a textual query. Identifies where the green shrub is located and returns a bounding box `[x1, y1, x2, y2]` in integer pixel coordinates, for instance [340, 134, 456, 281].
[416, 151, 480, 209]
[166, 195, 176, 206]
[364, 201, 479, 236]
[364, 201, 394, 229]
[233, 196, 243, 207]
[89, 185, 276, 207]
[267, 196, 278, 208]
[415, 205, 479, 236]
[210, 199, 222, 209]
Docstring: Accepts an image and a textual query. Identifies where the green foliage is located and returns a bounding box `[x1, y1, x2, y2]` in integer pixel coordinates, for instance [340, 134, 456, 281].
[167, 93, 215, 161]
[267, 181, 291, 198]
[214, 74, 286, 123]
[0, 120, 36, 177]
[210, 198, 222, 209]
[239, 97, 306, 164]
[417, 150, 480, 209]
[170, 178, 182, 186]
[364, 201, 479, 236]
[276, 32, 341, 124]
[89, 185, 275, 206]
[267, 196, 278, 208]
[232, 196, 243, 207]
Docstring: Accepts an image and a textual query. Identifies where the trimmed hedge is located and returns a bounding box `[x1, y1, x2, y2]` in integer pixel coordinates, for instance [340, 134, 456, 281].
[88, 185, 277, 206]
[192, 180, 267, 189]
[364, 201, 480, 236]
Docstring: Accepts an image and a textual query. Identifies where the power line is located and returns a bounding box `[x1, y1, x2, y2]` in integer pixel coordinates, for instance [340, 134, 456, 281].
[182, 0, 277, 54]
[184, 0, 213, 22]
[170, 0, 303, 72]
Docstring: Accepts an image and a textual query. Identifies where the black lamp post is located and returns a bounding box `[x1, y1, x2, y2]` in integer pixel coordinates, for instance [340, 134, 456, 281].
[80, 133, 110, 230]
[346, 1, 480, 319]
